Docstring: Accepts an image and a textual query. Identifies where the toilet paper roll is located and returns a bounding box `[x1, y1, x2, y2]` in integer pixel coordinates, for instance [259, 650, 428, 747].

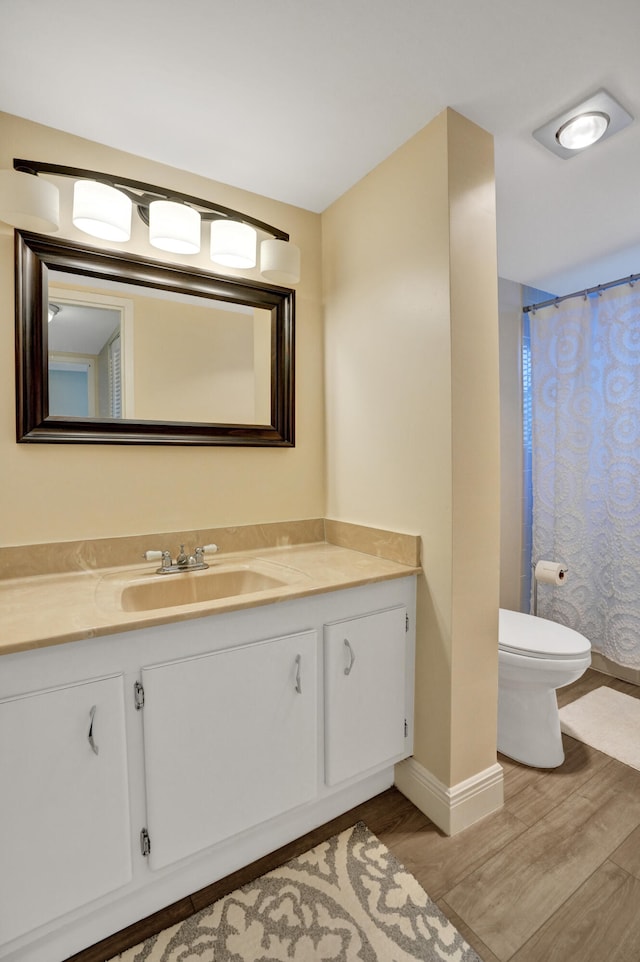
[534, 560, 568, 586]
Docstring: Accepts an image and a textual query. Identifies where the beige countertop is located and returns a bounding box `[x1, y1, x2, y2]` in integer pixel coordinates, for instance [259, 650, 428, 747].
[0, 539, 420, 656]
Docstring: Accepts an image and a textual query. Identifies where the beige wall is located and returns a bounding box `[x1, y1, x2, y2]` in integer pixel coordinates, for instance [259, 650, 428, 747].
[0, 111, 325, 546]
[322, 109, 501, 788]
[48, 280, 264, 423]
[2, 107, 503, 796]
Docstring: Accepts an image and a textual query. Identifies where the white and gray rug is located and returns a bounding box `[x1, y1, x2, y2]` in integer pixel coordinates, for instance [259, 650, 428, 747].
[112, 821, 481, 961]
[559, 686, 640, 771]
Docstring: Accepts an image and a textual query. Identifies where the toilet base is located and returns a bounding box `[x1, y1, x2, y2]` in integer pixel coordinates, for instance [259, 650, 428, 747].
[497, 684, 565, 768]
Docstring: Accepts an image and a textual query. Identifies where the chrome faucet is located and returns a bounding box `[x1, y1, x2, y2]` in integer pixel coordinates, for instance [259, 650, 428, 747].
[143, 543, 219, 575]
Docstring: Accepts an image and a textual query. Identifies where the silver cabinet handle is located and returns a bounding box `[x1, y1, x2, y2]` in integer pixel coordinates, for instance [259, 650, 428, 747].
[88, 705, 99, 755]
[295, 654, 302, 694]
[344, 638, 356, 675]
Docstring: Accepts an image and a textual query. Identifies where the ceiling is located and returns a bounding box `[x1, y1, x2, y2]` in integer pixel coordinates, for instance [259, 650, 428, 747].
[47, 301, 120, 356]
[2, 0, 640, 297]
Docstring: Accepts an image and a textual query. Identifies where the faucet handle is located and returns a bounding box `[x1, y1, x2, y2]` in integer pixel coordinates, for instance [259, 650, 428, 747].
[192, 543, 219, 566]
[144, 549, 173, 570]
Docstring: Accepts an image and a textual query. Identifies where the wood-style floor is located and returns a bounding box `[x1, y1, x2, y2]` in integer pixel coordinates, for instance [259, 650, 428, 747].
[69, 668, 640, 962]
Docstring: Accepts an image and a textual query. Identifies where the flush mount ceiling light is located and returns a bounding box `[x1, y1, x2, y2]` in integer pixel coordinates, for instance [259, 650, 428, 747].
[533, 89, 633, 159]
[0, 159, 301, 286]
[556, 111, 609, 150]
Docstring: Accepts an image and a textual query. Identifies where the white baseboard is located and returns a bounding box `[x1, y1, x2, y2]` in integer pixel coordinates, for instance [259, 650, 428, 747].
[394, 757, 504, 836]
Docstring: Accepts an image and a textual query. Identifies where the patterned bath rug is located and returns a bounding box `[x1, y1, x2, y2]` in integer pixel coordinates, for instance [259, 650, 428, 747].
[559, 686, 640, 771]
[112, 821, 482, 961]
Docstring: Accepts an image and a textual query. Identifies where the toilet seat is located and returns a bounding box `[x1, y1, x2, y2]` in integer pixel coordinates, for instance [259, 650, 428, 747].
[499, 608, 591, 660]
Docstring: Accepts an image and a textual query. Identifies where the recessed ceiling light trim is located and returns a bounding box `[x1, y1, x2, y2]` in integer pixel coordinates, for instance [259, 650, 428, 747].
[556, 110, 609, 150]
[533, 89, 632, 159]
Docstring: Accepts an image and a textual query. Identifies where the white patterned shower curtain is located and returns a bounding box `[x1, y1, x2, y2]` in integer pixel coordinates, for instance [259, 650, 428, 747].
[530, 283, 640, 669]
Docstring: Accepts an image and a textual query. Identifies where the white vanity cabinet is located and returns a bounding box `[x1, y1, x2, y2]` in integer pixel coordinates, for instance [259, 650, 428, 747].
[0, 575, 415, 962]
[324, 605, 407, 785]
[0, 673, 132, 945]
[140, 630, 318, 870]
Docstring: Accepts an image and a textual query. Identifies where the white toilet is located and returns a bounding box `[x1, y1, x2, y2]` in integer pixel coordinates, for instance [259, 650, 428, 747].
[498, 608, 591, 768]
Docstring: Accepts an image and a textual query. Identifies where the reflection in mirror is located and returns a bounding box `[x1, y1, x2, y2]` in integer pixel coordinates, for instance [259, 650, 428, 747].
[48, 289, 125, 419]
[47, 276, 272, 425]
[16, 231, 295, 446]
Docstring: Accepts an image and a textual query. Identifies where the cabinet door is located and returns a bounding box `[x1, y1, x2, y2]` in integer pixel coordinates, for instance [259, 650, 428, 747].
[141, 630, 317, 871]
[0, 674, 131, 945]
[324, 605, 407, 786]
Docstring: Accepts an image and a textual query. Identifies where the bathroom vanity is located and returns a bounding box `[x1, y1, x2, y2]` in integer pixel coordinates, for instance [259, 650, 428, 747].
[0, 533, 418, 962]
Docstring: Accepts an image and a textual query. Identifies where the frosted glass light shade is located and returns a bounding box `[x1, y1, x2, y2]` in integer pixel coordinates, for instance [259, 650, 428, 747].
[0, 170, 59, 232]
[260, 239, 301, 285]
[73, 180, 132, 241]
[149, 200, 201, 254]
[210, 220, 257, 268]
[556, 111, 609, 150]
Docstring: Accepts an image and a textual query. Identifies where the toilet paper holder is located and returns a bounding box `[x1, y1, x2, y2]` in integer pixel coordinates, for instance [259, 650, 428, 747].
[531, 559, 568, 616]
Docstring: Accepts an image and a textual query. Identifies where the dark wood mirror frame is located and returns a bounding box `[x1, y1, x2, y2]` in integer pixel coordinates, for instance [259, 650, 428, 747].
[15, 231, 295, 445]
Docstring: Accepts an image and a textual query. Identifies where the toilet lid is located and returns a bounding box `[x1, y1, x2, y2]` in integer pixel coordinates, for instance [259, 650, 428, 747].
[499, 608, 591, 659]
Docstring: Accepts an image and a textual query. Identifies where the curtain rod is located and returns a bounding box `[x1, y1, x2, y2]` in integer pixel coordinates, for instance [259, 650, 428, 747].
[523, 271, 640, 313]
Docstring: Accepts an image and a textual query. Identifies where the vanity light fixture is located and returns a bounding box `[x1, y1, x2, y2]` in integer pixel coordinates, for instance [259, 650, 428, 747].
[1, 159, 301, 285]
[149, 199, 201, 254]
[72, 180, 132, 242]
[210, 219, 256, 268]
[533, 89, 633, 159]
[47, 303, 60, 323]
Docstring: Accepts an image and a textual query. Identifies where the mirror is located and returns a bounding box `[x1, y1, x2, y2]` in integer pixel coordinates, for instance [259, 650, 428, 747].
[15, 231, 295, 445]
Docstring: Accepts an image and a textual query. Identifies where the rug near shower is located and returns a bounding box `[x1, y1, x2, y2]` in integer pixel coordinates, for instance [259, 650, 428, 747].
[111, 821, 481, 961]
[559, 685, 640, 771]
